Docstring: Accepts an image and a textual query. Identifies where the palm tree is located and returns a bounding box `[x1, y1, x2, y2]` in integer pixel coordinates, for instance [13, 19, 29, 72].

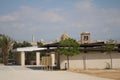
[0, 34, 13, 65]
[102, 39, 116, 69]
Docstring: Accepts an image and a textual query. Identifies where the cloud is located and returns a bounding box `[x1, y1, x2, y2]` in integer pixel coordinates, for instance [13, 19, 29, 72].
[0, 6, 67, 41]
[0, 6, 65, 23]
[0, 15, 15, 22]
[0, 0, 120, 41]
[73, 0, 120, 28]
[75, 0, 94, 10]
[67, 0, 120, 40]
[42, 11, 65, 23]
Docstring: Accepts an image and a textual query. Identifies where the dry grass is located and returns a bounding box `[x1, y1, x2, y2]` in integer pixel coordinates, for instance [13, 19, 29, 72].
[70, 69, 120, 80]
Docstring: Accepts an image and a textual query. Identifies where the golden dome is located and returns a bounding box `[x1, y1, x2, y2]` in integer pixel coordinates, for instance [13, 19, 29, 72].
[61, 33, 70, 40]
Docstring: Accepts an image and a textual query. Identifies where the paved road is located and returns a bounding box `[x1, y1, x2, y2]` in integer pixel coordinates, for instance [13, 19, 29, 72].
[0, 66, 112, 80]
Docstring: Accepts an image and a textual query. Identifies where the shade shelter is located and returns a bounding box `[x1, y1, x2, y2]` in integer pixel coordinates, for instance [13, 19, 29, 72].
[13, 46, 47, 66]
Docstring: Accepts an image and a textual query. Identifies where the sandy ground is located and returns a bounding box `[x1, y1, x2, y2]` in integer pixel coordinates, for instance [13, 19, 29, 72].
[0, 66, 112, 80]
[70, 69, 120, 80]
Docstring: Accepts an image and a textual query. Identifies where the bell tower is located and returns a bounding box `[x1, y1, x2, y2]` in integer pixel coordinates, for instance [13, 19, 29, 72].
[81, 32, 91, 44]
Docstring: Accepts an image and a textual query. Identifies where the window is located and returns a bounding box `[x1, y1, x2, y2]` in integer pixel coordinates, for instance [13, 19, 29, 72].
[84, 36, 88, 41]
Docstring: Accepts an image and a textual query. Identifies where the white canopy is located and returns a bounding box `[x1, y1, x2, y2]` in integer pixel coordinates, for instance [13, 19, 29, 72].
[13, 46, 47, 52]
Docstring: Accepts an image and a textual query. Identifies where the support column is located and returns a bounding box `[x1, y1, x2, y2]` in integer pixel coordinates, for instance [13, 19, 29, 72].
[51, 53, 55, 66]
[21, 51, 25, 66]
[36, 52, 40, 66]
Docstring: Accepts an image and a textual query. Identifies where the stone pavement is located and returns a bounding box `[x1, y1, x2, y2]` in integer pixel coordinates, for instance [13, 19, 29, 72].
[0, 66, 112, 80]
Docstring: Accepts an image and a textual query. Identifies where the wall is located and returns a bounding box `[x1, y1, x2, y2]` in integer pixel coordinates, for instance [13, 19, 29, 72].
[59, 52, 120, 69]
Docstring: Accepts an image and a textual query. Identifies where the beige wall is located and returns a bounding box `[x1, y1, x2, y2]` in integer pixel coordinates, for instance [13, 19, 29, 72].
[59, 52, 120, 69]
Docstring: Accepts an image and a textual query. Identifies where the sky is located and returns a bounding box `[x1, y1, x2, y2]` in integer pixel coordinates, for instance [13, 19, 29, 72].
[0, 0, 120, 42]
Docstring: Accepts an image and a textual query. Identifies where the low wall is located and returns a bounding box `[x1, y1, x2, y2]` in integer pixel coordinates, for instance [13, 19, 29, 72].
[60, 52, 120, 69]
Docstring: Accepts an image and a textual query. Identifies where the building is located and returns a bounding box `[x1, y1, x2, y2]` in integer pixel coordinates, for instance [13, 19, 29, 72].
[81, 32, 91, 44]
[42, 33, 120, 69]
[61, 33, 70, 40]
[13, 32, 120, 70]
[42, 41, 120, 70]
[13, 46, 55, 67]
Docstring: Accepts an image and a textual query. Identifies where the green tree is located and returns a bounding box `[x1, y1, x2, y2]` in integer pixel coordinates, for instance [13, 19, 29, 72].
[37, 42, 43, 47]
[56, 38, 80, 69]
[13, 41, 32, 49]
[22, 41, 32, 47]
[102, 39, 116, 69]
[0, 34, 13, 65]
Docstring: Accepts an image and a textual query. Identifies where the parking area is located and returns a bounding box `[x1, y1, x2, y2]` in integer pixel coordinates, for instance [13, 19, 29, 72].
[0, 66, 112, 80]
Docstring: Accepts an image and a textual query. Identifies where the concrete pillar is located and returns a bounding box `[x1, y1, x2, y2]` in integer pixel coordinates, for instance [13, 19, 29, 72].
[36, 52, 40, 66]
[51, 53, 55, 66]
[21, 51, 25, 66]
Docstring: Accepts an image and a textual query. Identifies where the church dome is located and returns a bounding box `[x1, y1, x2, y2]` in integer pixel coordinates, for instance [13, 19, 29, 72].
[61, 33, 70, 40]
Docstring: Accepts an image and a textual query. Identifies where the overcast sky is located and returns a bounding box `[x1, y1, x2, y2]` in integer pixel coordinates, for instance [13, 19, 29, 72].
[0, 0, 120, 42]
